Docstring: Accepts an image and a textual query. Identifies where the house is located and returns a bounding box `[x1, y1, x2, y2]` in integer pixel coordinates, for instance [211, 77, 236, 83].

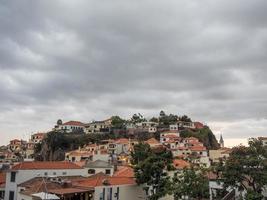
[85, 160, 114, 176]
[30, 133, 46, 144]
[193, 122, 205, 129]
[4, 161, 87, 200]
[145, 138, 161, 148]
[160, 131, 180, 144]
[172, 159, 190, 170]
[84, 119, 112, 134]
[209, 148, 231, 164]
[9, 139, 27, 152]
[16, 176, 93, 200]
[136, 122, 158, 133]
[65, 149, 93, 162]
[54, 120, 85, 133]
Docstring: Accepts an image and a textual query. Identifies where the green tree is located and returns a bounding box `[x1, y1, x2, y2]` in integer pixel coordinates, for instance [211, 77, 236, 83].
[111, 115, 126, 129]
[132, 143, 173, 200]
[220, 138, 267, 199]
[172, 168, 209, 200]
[131, 113, 146, 124]
[149, 117, 159, 123]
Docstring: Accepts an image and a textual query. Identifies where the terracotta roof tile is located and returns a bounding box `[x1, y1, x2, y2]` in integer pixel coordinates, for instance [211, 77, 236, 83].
[173, 159, 190, 169]
[12, 161, 82, 170]
[62, 121, 85, 126]
[113, 166, 134, 178]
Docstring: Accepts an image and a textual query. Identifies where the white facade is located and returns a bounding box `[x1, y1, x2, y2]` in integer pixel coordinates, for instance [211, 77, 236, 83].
[94, 184, 146, 200]
[4, 168, 87, 200]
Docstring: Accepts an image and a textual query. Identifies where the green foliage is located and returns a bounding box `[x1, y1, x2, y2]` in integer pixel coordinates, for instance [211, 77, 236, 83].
[180, 127, 220, 150]
[178, 115, 192, 122]
[132, 143, 173, 200]
[111, 115, 126, 129]
[245, 189, 264, 200]
[220, 138, 267, 197]
[149, 117, 159, 123]
[172, 168, 209, 200]
[131, 113, 146, 124]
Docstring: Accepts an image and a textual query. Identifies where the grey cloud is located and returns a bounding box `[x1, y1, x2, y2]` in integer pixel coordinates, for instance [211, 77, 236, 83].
[1, 0, 267, 145]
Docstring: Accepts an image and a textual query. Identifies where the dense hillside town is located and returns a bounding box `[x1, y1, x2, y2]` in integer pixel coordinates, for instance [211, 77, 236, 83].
[0, 112, 266, 200]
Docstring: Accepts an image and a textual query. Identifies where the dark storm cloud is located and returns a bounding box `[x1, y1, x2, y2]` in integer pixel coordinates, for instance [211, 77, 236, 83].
[1, 0, 267, 144]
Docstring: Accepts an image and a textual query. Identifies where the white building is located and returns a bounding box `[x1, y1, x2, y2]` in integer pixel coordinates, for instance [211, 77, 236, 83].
[54, 120, 85, 133]
[4, 161, 87, 200]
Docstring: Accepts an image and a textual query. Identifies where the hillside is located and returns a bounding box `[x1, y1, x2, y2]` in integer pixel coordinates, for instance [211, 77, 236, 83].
[180, 127, 220, 150]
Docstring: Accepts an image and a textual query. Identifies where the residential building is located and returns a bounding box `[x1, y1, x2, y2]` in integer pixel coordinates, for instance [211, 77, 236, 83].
[84, 119, 112, 134]
[30, 133, 46, 144]
[54, 120, 85, 133]
[85, 160, 114, 176]
[4, 161, 87, 200]
[209, 148, 231, 163]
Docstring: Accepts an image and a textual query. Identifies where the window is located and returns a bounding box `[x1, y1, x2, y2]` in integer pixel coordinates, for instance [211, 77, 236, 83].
[9, 191, 14, 200]
[44, 172, 48, 176]
[108, 187, 112, 200]
[88, 169, 96, 174]
[53, 172, 56, 175]
[62, 172, 67, 175]
[105, 169, 111, 175]
[10, 172, 16, 182]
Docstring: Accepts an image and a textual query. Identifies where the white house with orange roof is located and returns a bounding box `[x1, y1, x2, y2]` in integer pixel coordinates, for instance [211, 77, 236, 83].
[145, 138, 161, 148]
[55, 120, 85, 133]
[4, 161, 87, 200]
[30, 132, 46, 144]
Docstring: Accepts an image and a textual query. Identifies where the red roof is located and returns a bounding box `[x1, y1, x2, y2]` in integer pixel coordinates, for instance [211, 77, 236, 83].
[12, 161, 82, 170]
[63, 121, 85, 126]
[145, 138, 160, 145]
[115, 138, 129, 144]
[189, 146, 207, 151]
[113, 166, 134, 178]
[74, 174, 135, 187]
[194, 122, 204, 129]
[173, 159, 190, 169]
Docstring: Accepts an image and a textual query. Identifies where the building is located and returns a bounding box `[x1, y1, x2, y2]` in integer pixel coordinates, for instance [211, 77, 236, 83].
[30, 133, 46, 144]
[84, 119, 112, 134]
[9, 139, 27, 152]
[219, 134, 224, 148]
[4, 161, 87, 200]
[85, 160, 114, 176]
[54, 120, 85, 133]
[209, 148, 231, 164]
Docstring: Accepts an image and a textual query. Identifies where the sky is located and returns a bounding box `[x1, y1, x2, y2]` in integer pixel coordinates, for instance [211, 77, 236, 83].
[0, 0, 267, 146]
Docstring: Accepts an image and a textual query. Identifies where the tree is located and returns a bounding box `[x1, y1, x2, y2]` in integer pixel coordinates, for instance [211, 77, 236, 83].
[172, 168, 209, 200]
[178, 115, 192, 122]
[131, 113, 146, 124]
[149, 117, 159, 123]
[111, 116, 126, 129]
[219, 138, 267, 199]
[131, 143, 173, 200]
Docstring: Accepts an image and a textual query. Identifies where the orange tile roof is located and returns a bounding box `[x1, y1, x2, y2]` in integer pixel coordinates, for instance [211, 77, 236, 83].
[12, 161, 82, 170]
[115, 138, 129, 144]
[49, 187, 92, 195]
[63, 121, 85, 126]
[189, 146, 207, 151]
[185, 137, 199, 141]
[113, 166, 134, 178]
[173, 159, 190, 169]
[74, 174, 136, 187]
[145, 138, 160, 145]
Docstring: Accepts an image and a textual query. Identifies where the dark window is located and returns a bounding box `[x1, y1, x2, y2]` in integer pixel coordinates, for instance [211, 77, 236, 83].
[105, 169, 111, 175]
[53, 172, 56, 175]
[10, 172, 16, 182]
[88, 169, 96, 174]
[44, 172, 48, 176]
[62, 172, 67, 175]
[9, 191, 14, 200]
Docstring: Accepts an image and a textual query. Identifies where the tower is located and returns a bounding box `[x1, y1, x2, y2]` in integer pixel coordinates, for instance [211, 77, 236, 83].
[219, 134, 224, 148]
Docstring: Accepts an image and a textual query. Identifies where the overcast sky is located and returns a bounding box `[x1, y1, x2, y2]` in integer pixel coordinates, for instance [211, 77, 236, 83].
[1, 0, 267, 146]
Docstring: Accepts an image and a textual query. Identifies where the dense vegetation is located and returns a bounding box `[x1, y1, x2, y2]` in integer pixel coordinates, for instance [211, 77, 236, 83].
[180, 127, 220, 150]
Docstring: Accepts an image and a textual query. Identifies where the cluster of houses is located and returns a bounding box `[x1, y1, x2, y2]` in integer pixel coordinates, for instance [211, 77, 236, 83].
[1, 117, 266, 200]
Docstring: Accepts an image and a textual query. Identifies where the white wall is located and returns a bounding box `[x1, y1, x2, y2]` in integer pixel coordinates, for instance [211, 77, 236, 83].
[94, 184, 146, 200]
[4, 168, 87, 200]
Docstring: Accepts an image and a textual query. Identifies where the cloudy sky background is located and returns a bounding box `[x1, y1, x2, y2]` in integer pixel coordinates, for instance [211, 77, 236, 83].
[1, 0, 267, 146]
